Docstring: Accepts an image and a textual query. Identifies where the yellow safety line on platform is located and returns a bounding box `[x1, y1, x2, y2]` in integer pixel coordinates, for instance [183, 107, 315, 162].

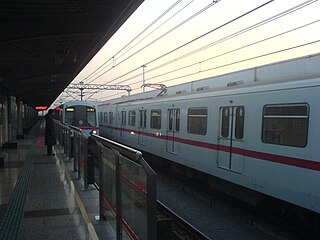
[55, 148, 99, 240]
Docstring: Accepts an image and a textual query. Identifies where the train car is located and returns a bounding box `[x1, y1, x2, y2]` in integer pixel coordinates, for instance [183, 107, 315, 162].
[58, 100, 99, 138]
[98, 54, 320, 214]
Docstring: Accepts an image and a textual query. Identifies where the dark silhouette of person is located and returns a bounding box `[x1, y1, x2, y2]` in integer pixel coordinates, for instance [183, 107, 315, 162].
[45, 109, 56, 156]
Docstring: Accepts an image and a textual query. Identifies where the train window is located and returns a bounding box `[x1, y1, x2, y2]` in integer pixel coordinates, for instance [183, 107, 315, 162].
[87, 107, 96, 126]
[168, 109, 180, 132]
[139, 110, 146, 128]
[168, 110, 173, 131]
[129, 110, 136, 126]
[109, 111, 113, 124]
[151, 109, 161, 129]
[188, 108, 207, 135]
[121, 111, 126, 126]
[65, 107, 74, 125]
[235, 107, 245, 139]
[176, 110, 180, 132]
[99, 112, 103, 123]
[221, 107, 229, 138]
[262, 104, 309, 147]
[103, 112, 108, 123]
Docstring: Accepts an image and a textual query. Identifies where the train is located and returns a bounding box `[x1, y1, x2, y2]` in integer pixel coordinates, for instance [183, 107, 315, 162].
[97, 53, 320, 214]
[55, 100, 99, 138]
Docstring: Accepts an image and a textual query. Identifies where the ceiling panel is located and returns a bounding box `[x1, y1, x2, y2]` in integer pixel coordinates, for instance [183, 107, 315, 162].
[0, 0, 144, 107]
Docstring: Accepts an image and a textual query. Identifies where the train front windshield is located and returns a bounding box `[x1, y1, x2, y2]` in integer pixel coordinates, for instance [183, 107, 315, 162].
[65, 105, 96, 127]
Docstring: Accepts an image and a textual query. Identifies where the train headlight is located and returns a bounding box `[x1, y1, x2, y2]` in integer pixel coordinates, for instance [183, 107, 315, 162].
[91, 130, 97, 135]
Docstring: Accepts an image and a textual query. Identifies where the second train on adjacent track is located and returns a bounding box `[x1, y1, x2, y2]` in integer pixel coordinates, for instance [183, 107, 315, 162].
[56, 100, 99, 138]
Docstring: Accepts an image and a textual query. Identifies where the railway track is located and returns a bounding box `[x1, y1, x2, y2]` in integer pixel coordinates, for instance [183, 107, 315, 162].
[157, 200, 211, 240]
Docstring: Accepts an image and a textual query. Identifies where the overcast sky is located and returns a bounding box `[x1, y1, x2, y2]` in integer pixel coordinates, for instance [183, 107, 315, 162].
[55, 0, 320, 104]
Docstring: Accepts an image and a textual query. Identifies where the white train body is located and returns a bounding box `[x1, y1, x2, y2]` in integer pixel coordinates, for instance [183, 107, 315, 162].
[98, 54, 320, 213]
[59, 100, 99, 138]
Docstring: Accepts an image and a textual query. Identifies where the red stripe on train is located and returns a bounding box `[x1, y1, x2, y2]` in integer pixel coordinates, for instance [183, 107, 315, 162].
[99, 124, 320, 172]
[79, 127, 98, 130]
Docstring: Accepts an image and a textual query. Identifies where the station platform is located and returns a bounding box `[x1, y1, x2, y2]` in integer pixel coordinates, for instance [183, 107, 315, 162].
[0, 119, 290, 240]
[0, 120, 113, 240]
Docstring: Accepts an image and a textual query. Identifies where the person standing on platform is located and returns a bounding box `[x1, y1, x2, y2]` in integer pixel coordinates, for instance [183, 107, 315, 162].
[45, 109, 56, 156]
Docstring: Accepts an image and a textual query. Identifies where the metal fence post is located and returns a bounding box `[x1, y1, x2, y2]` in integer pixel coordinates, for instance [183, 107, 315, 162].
[73, 133, 77, 172]
[69, 130, 74, 160]
[146, 158, 157, 239]
[63, 128, 67, 154]
[77, 134, 81, 179]
[114, 150, 122, 240]
[65, 128, 69, 156]
[83, 136, 88, 189]
[90, 134, 158, 240]
[98, 144, 104, 222]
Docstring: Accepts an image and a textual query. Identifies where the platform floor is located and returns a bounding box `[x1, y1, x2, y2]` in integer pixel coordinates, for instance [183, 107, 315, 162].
[0, 120, 112, 240]
[0, 119, 282, 240]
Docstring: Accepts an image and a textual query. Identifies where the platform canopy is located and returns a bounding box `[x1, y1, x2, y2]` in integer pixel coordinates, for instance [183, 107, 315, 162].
[0, 0, 144, 108]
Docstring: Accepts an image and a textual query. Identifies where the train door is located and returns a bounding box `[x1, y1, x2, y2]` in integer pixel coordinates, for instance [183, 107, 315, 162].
[120, 110, 127, 139]
[108, 111, 114, 137]
[217, 106, 245, 173]
[166, 109, 180, 154]
[138, 110, 146, 145]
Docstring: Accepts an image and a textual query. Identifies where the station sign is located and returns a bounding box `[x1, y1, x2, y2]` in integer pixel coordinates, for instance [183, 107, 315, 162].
[35, 106, 48, 111]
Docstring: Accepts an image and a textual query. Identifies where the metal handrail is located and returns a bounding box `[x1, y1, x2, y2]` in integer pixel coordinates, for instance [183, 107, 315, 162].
[90, 134, 142, 161]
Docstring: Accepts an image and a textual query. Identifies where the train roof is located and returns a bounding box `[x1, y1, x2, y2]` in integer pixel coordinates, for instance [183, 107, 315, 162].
[112, 77, 320, 107]
[99, 52, 320, 106]
[62, 100, 99, 107]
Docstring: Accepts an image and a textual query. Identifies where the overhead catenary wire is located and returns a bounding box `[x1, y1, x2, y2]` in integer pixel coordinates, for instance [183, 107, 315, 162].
[139, 12, 320, 84]
[142, 0, 318, 78]
[144, 0, 274, 67]
[113, 0, 193, 64]
[158, 39, 320, 85]
[136, 18, 320, 86]
[61, 0, 319, 103]
[101, 0, 318, 88]
[100, 39, 320, 101]
[124, 17, 318, 87]
[96, 0, 277, 87]
[111, 0, 218, 66]
[86, 0, 222, 84]
[83, 0, 184, 83]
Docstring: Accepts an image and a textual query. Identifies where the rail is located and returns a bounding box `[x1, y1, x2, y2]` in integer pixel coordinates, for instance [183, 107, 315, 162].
[157, 200, 211, 240]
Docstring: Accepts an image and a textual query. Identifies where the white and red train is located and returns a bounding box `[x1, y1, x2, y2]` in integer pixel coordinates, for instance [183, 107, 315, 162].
[97, 53, 320, 214]
[56, 100, 99, 138]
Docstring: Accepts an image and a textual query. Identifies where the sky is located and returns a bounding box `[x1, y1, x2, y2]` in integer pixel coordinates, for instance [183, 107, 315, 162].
[54, 0, 320, 105]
